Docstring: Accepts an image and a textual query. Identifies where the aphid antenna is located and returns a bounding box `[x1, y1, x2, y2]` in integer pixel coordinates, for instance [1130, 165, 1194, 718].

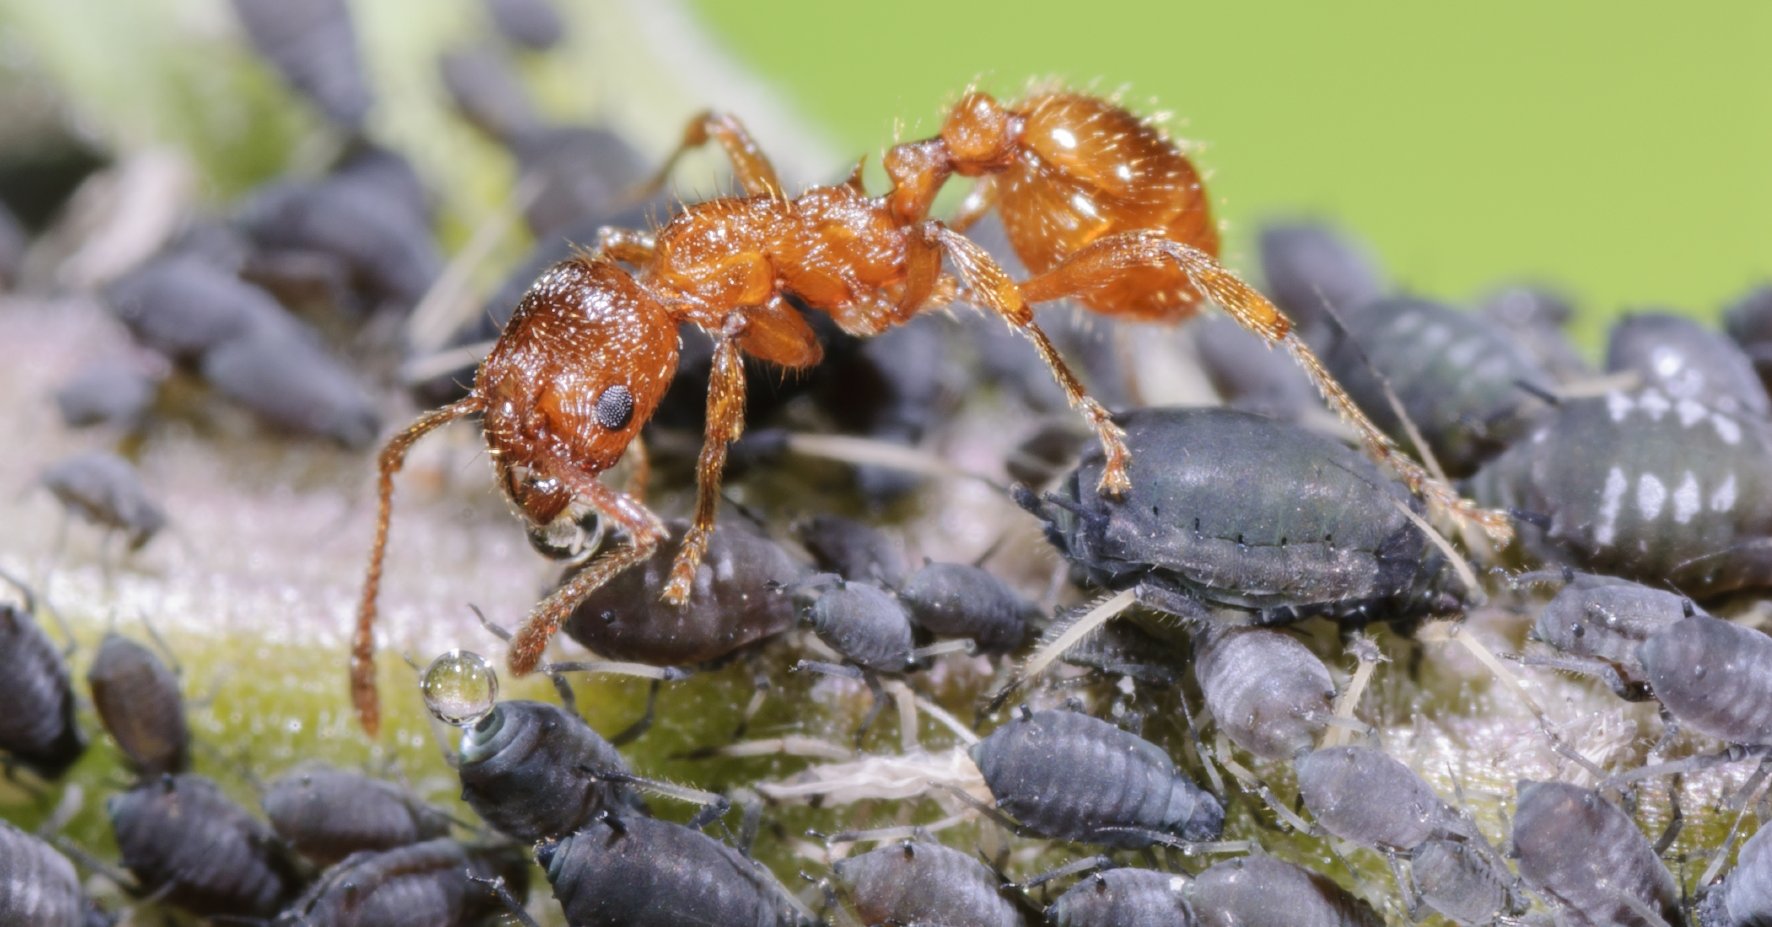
[781, 431, 1008, 492]
[466, 872, 543, 927]
[1209, 732, 1311, 833]
[403, 172, 544, 355]
[821, 814, 972, 846]
[1016, 854, 1115, 891]
[1171, 688, 1225, 799]
[1511, 377, 1562, 408]
[685, 735, 856, 762]
[398, 338, 495, 385]
[1388, 497, 1485, 606]
[1550, 369, 1642, 399]
[587, 766, 733, 831]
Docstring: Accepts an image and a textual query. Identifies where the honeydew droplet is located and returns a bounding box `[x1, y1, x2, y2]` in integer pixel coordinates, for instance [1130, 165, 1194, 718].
[421, 650, 498, 727]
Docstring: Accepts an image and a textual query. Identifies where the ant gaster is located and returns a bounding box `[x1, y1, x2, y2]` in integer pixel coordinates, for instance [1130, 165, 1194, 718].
[352, 87, 1511, 733]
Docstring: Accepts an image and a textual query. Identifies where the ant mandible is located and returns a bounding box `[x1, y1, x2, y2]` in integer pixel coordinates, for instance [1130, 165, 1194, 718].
[351, 87, 1512, 734]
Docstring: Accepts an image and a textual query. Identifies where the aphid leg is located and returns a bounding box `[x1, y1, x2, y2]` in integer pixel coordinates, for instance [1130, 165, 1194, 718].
[352, 395, 485, 735]
[1652, 775, 1683, 855]
[507, 467, 668, 677]
[791, 660, 887, 748]
[467, 874, 542, 927]
[931, 225, 1130, 496]
[634, 110, 784, 200]
[611, 679, 662, 747]
[590, 767, 733, 830]
[1017, 229, 1513, 543]
[1211, 731, 1313, 833]
[663, 320, 748, 605]
[1514, 652, 1649, 701]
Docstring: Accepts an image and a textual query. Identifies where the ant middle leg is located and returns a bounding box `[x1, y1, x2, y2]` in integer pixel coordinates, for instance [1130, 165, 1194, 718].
[930, 224, 1130, 496]
[637, 111, 784, 200]
[1017, 229, 1513, 543]
[663, 317, 750, 605]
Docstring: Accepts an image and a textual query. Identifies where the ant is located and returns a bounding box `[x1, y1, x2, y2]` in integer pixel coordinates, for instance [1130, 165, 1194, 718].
[351, 87, 1512, 734]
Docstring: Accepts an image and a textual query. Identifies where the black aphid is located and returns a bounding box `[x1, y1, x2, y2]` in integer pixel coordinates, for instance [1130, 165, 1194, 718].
[456, 700, 640, 843]
[263, 762, 451, 866]
[1510, 780, 1682, 927]
[833, 839, 1029, 927]
[108, 772, 304, 918]
[87, 632, 189, 776]
[541, 812, 816, 927]
[970, 708, 1223, 848]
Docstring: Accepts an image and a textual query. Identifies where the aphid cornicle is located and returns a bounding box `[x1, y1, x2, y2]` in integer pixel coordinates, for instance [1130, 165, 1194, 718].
[352, 88, 1506, 733]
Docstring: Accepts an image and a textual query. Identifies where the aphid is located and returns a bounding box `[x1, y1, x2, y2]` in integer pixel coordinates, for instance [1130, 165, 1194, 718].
[236, 175, 441, 311]
[508, 125, 654, 237]
[273, 838, 522, 927]
[39, 451, 166, 550]
[1017, 407, 1463, 643]
[438, 45, 544, 147]
[1255, 220, 1386, 338]
[1192, 625, 1334, 761]
[86, 631, 190, 776]
[0, 820, 85, 927]
[353, 88, 1504, 733]
[833, 839, 1029, 927]
[1723, 283, 1772, 394]
[969, 707, 1223, 848]
[541, 811, 817, 927]
[1296, 745, 1465, 847]
[1606, 311, 1770, 418]
[1045, 867, 1195, 927]
[1187, 854, 1383, 927]
[198, 323, 382, 449]
[792, 514, 907, 588]
[1699, 816, 1772, 927]
[1469, 387, 1772, 598]
[1476, 283, 1591, 384]
[1639, 613, 1772, 750]
[562, 520, 808, 667]
[262, 762, 451, 866]
[455, 699, 641, 843]
[230, 0, 373, 129]
[108, 772, 304, 918]
[483, 0, 565, 51]
[0, 581, 85, 779]
[1526, 572, 1699, 700]
[897, 560, 1037, 655]
[54, 359, 162, 430]
[1509, 780, 1682, 927]
[1410, 837, 1530, 927]
[1320, 294, 1556, 476]
[798, 578, 917, 674]
[106, 254, 286, 362]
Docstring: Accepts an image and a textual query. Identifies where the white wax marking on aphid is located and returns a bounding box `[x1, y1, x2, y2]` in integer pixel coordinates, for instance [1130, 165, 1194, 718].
[1595, 467, 1628, 545]
[1651, 346, 1687, 378]
[1638, 389, 1671, 420]
[1710, 473, 1738, 512]
[1636, 473, 1667, 522]
[1677, 399, 1708, 427]
[1607, 391, 1633, 422]
[1446, 339, 1482, 368]
[1418, 323, 1453, 351]
[1673, 472, 1701, 525]
[1712, 414, 1742, 445]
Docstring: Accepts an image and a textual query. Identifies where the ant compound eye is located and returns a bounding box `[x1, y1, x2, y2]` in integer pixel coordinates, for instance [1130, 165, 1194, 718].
[594, 384, 635, 431]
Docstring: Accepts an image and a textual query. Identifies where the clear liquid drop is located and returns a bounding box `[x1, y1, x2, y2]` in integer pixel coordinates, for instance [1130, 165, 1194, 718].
[421, 650, 498, 727]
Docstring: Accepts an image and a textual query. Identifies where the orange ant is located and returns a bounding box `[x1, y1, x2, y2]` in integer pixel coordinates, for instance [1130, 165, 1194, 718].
[352, 88, 1512, 734]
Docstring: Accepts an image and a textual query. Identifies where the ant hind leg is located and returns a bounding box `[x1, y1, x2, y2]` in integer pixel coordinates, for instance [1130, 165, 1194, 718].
[930, 225, 1131, 496]
[1017, 229, 1513, 544]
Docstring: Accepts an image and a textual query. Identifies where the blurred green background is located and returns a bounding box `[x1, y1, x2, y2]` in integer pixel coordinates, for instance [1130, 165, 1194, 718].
[3, 0, 1767, 347]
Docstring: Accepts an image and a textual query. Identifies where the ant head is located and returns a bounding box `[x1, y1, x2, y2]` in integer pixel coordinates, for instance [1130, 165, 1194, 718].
[477, 258, 679, 525]
[941, 91, 1017, 175]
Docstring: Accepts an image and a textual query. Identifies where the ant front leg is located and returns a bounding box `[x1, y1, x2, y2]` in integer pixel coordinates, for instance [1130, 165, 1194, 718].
[507, 457, 668, 676]
[929, 224, 1131, 496]
[637, 111, 784, 200]
[1018, 229, 1512, 543]
[353, 395, 487, 735]
[663, 315, 750, 605]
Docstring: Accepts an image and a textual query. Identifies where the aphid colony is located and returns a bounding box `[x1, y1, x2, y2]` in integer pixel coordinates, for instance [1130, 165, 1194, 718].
[5, 0, 1772, 924]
